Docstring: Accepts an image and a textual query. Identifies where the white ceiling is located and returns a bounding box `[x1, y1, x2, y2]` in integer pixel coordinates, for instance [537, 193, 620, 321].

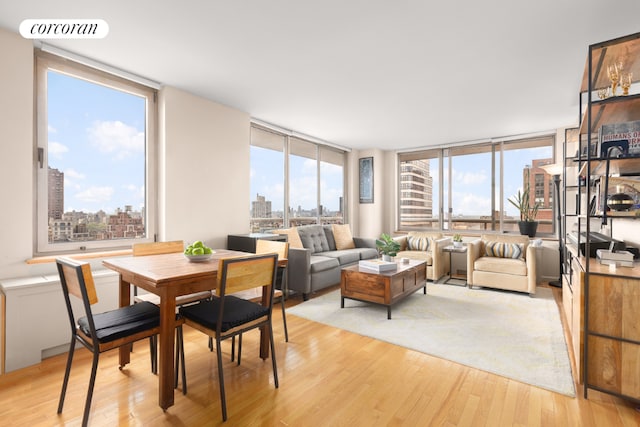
[1, 1, 639, 151]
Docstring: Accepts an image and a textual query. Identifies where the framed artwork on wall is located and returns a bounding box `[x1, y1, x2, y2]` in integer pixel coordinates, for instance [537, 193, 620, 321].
[359, 157, 374, 203]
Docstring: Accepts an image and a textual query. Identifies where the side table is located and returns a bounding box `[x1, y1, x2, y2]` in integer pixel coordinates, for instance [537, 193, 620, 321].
[442, 244, 468, 285]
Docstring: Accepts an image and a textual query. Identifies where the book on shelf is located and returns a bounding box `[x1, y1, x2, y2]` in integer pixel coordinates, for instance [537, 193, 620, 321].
[596, 249, 634, 263]
[358, 259, 397, 272]
[598, 120, 640, 157]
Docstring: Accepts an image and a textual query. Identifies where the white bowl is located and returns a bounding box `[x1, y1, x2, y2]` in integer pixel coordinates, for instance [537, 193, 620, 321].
[184, 252, 214, 262]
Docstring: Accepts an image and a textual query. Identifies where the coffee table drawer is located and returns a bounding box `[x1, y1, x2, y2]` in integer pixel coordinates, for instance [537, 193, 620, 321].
[341, 269, 386, 303]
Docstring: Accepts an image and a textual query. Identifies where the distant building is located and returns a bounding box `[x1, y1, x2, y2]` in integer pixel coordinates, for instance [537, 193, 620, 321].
[252, 193, 272, 218]
[101, 207, 145, 239]
[48, 167, 64, 220]
[400, 160, 433, 226]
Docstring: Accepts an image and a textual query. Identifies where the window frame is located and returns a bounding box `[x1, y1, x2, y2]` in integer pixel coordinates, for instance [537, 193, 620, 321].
[397, 134, 556, 236]
[35, 50, 158, 255]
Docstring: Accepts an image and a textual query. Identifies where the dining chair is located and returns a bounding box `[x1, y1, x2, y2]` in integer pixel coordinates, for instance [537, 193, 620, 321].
[179, 253, 280, 421]
[230, 239, 289, 364]
[132, 240, 211, 376]
[55, 257, 168, 427]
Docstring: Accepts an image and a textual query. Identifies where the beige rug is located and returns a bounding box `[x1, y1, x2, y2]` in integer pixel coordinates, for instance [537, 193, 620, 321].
[288, 284, 575, 396]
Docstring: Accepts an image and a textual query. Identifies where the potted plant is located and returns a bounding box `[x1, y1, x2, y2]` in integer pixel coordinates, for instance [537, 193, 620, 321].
[508, 169, 541, 237]
[452, 234, 463, 248]
[376, 233, 401, 262]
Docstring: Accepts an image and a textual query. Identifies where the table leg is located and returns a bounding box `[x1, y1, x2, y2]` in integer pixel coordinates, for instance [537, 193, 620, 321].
[259, 285, 270, 360]
[118, 276, 131, 368]
[387, 306, 392, 320]
[158, 290, 177, 410]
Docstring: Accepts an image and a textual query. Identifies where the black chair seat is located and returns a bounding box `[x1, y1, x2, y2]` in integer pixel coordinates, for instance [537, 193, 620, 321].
[78, 301, 160, 343]
[180, 296, 268, 332]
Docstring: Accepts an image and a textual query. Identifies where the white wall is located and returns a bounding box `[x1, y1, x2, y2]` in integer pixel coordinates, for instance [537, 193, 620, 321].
[159, 87, 250, 248]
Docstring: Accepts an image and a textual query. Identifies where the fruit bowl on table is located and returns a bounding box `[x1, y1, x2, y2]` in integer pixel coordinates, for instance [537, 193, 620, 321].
[184, 252, 214, 262]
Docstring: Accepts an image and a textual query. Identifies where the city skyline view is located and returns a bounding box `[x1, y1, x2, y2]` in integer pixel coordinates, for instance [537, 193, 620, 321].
[47, 69, 146, 215]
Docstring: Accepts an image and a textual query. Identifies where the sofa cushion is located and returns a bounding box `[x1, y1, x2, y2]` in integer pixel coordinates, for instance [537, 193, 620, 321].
[321, 250, 360, 265]
[356, 247, 379, 260]
[323, 225, 337, 250]
[298, 225, 330, 254]
[274, 228, 303, 249]
[484, 241, 524, 259]
[474, 256, 527, 276]
[309, 255, 340, 273]
[332, 224, 356, 250]
[407, 235, 431, 251]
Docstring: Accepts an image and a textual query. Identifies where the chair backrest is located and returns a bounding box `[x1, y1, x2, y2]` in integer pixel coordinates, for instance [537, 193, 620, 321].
[57, 257, 98, 305]
[132, 240, 184, 256]
[217, 254, 278, 298]
[255, 239, 289, 260]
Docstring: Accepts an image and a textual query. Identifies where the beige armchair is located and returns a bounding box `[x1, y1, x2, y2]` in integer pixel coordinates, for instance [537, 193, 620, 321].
[467, 234, 536, 295]
[395, 232, 451, 281]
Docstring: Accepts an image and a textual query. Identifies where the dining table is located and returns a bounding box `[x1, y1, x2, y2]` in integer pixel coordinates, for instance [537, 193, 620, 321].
[102, 248, 274, 411]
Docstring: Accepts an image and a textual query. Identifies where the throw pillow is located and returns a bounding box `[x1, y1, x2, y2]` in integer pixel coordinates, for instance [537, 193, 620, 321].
[407, 235, 430, 251]
[272, 228, 303, 249]
[332, 224, 356, 250]
[484, 241, 524, 259]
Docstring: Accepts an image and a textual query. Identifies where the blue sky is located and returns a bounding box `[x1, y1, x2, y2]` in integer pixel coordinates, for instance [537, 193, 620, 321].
[47, 70, 146, 214]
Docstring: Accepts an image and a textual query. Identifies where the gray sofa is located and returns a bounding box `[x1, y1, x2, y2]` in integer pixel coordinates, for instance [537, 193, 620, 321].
[278, 225, 378, 300]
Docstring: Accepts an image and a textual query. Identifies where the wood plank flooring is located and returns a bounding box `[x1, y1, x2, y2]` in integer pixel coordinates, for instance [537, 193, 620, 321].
[1, 284, 640, 426]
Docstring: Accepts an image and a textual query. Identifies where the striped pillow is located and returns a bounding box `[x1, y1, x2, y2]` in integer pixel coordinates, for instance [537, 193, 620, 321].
[407, 235, 431, 251]
[484, 241, 524, 259]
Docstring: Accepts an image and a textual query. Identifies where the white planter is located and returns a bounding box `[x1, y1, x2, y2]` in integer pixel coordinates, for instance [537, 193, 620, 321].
[382, 254, 393, 262]
[453, 241, 463, 248]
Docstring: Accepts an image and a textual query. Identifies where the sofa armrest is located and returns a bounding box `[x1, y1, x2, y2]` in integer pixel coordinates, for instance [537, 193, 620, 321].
[286, 247, 311, 295]
[431, 237, 452, 280]
[353, 237, 377, 249]
[467, 239, 482, 285]
[525, 245, 537, 295]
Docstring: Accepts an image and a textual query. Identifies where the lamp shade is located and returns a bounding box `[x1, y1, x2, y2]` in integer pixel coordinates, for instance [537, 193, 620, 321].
[540, 162, 563, 177]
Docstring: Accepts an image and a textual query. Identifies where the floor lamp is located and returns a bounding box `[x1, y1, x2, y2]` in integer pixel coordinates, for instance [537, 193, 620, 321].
[540, 163, 563, 288]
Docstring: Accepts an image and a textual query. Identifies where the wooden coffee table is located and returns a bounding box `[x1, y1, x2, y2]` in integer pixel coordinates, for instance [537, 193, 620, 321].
[340, 259, 427, 319]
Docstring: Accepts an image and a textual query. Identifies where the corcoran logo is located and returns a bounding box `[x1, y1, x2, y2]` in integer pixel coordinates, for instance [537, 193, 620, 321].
[19, 19, 109, 39]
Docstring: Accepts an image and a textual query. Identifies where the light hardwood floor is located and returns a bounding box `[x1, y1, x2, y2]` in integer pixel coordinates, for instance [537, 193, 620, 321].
[1, 284, 639, 426]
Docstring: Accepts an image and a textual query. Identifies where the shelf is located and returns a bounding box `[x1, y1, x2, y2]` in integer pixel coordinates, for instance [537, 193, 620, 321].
[578, 155, 640, 177]
[580, 34, 640, 93]
[579, 94, 640, 135]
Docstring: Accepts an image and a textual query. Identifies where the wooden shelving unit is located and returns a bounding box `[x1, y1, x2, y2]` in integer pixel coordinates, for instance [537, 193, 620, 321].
[575, 31, 640, 404]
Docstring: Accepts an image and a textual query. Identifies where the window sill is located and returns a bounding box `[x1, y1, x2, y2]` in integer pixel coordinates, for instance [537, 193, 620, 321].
[26, 249, 133, 265]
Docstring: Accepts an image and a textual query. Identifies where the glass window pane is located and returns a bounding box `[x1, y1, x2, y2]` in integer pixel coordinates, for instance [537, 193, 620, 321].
[250, 127, 285, 232]
[447, 144, 495, 232]
[289, 138, 318, 226]
[399, 150, 439, 229]
[503, 137, 554, 234]
[39, 58, 153, 253]
[320, 147, 344, 224]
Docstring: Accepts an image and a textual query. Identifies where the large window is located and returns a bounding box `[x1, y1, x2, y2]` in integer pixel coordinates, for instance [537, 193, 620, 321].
[399, 135, 555, 234]
[36, 51, 157, 254]
[250, 124, 346, 232]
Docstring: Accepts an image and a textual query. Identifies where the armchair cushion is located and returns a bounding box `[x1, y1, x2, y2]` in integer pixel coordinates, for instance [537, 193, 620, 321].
[407, 235, 431, 251]
[332, 224, 356, 250]
[484, 241, 524, 259]
[474, 256, 528, 276]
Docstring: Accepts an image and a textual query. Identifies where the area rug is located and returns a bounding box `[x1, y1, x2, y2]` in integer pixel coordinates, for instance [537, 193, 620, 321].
[287, 284, 575, 396]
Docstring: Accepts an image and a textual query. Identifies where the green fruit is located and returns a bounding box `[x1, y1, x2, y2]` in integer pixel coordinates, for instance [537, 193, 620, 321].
[203, 247, 212, 254]
[184, 247, 193, 255]
[192, 241, 204, 248]
[192, 247, 205, 255]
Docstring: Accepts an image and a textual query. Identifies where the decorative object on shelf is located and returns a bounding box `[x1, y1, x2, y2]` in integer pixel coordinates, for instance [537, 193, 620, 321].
[508, 168, 541, 237]
[452, 233, 463, 248]
[599, 120, 640, 156]
[540, 162, 564, 288]
[621, 72, 633, 96]
[597, 87, 610, 100]
[607, 192, 635, 211]
[375, 233, 400, 262]
[359, 157, 374, 204]
[607, 61, 622, 96]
